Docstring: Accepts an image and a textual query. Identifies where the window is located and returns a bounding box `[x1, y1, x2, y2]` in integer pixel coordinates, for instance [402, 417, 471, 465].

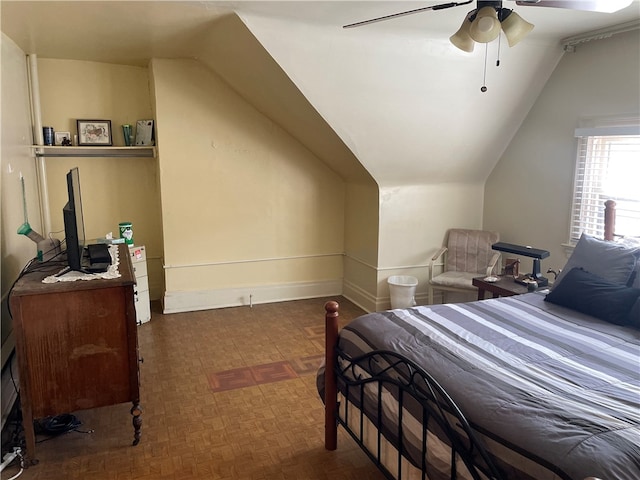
[570, 124, 640, 243]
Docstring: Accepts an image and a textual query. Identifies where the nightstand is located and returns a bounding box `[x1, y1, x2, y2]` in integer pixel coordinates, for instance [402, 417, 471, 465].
[473, 276, 533, 300]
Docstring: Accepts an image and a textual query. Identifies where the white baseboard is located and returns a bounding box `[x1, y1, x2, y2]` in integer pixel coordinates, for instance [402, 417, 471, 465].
[342, 280, 379, 313]
[163, 279, 343, 314]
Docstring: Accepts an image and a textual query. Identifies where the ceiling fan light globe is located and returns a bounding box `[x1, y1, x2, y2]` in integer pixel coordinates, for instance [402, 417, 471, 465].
[470, 6, 501, 43]
[501, 11, 534, 47]
[450, 14, 475, 52]
[450, 32, 475, 52]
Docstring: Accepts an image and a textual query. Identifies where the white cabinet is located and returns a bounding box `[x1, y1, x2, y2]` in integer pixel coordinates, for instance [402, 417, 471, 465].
[128, 245, 151, 324]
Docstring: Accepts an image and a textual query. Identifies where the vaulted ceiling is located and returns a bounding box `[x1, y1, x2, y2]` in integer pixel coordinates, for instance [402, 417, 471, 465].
[3, 1, 639, 186]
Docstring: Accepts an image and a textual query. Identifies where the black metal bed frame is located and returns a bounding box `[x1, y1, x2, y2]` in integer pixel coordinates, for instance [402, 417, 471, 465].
[334, 348, 504, 480]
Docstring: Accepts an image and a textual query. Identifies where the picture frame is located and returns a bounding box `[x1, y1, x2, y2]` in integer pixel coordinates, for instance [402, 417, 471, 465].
[55, 131, 72, 146]
[77, 120, 112, 146]
[135, 119, 154, 146]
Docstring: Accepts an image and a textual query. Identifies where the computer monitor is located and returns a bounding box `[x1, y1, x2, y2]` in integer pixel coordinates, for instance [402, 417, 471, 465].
[62, 167, 86, 272]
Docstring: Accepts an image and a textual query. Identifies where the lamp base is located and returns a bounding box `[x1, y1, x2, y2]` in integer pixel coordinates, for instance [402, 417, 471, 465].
[515, 274, 548, 288]
[532, 274, 548, 288]
[530, 258, 548, 287]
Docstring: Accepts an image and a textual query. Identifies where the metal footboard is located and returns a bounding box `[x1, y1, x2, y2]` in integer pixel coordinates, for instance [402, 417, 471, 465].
[334, 349, 504, 480]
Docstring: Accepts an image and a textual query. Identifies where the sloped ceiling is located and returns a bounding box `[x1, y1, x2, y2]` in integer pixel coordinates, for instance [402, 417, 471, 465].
[236, 10, 564, 186]
[192, 14, 373, 183]
[2, 1, 639, 187]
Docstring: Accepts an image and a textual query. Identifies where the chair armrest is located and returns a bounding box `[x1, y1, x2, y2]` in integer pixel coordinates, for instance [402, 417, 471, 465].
[429, 247, 448, 281]
[485, 252, 500, 276]
[431, 247, 447, 263]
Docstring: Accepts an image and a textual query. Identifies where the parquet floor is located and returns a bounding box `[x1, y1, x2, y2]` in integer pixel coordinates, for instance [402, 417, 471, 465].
[3, 297, 385, 480]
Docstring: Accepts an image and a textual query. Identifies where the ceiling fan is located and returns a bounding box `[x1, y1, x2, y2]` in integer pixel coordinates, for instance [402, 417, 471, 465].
[343, 1, 634, 52]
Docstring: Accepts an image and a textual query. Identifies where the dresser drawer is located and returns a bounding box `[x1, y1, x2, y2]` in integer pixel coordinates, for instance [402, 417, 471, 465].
[132, 261, 147, 278]
[128, 246, 146, 263]
[128, 246, 148, 278]
[134, 289, 151, 324]
[135, 274, 149, 293]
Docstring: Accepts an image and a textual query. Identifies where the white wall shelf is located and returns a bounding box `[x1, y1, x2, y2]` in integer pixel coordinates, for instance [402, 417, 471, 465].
[32, 145, 155, 158]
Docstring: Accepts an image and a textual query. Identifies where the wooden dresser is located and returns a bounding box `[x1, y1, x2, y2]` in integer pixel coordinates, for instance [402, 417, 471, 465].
[9, 244, 142, 462]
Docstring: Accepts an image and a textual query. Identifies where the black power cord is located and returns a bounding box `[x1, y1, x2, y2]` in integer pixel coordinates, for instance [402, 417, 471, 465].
[35, 414, 85, 442]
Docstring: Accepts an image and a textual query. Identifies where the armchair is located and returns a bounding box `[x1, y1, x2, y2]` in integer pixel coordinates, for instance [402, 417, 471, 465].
[428, 229, 501, 304]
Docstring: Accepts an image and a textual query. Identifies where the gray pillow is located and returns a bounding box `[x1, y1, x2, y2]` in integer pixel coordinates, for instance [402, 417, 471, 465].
[554, 233, 640, 289]
[628, 299, 640, 328]
[619, 237, 640, 289]
[545, 268, 640, 326]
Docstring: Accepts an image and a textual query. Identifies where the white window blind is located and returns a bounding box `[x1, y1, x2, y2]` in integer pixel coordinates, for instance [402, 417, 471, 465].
[570, 130, 640, 242]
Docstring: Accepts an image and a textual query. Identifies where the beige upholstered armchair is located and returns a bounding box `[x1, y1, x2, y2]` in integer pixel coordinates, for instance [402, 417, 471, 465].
[428, 229, 501, 304]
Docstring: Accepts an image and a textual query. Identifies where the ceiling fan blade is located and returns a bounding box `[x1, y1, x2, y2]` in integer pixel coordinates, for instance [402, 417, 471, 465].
[515, 1, 633, 13]
[343, 1, 473, 28]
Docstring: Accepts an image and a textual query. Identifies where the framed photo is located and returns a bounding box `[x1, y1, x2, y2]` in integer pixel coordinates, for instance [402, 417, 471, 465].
[135, 119, 154, 146]
[55, 131, 72, 146]
[77, 120, 112, 146]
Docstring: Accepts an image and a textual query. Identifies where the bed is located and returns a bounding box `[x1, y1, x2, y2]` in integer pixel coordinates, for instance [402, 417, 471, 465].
[318, 201, 640, 480]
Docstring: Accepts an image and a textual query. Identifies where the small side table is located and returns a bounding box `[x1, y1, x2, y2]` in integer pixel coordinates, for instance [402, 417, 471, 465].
[473, 276, 531, 300]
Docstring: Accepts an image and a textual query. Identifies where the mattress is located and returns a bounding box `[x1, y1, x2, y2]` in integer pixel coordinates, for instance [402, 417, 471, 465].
[324, 292, 640, 480]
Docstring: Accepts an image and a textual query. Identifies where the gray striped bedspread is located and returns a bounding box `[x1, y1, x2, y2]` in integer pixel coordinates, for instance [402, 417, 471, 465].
[332, 292, 640, 480]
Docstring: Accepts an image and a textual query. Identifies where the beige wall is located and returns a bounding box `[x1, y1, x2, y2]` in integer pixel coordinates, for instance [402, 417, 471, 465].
[377, 183, 486, 307]
[1, 35, 40, 365]
[150, 59, 346, 312]
[484, 30, 640, 276]
[342, 181, 380, 311]
[9, 30, 635, 319]
[4, 54, 379, 315]
[35, 59, 164, 299]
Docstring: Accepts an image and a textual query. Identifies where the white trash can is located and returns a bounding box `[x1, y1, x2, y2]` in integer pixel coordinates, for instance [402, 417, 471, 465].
[388, 275, 418, 309]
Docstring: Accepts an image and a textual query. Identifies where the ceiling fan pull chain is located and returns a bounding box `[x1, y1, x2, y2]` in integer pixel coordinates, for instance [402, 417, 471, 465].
[481, 43, 488, 92]
[496, 34, 502, 67]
